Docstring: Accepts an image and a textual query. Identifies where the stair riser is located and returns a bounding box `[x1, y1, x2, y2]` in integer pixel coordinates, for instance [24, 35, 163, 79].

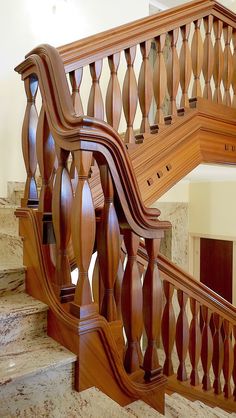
[0, 233, 22, 264]
[0, 268, 25, 296]
[0, 363, 74, 417]
[0, 310, 47, 354]
[0, 207, 18, 235]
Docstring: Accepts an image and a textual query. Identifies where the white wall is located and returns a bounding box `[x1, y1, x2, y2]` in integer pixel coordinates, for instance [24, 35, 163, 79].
[0, 0, 148, 197]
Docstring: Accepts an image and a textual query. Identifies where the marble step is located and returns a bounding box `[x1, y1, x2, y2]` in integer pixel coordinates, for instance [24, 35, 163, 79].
[0, 232, 23, 265]
[0, 205, 18, 235]
[0, 293, 48, 353]
[170, 393, 228, 418]
[0, 265, 25, 296]
[0, 336, 77, 417]
[126, 400, 164, 417]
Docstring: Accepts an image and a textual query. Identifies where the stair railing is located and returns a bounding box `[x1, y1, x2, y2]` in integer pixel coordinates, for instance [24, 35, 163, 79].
[136, 243, 236, 409]
[15, 0, 236, 410]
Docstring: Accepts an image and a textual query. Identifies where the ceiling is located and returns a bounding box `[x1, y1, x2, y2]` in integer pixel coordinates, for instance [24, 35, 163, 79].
[183, 164, 236, 182]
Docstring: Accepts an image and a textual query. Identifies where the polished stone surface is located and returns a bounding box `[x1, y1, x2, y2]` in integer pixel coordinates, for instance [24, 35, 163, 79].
[0, 293, 48, 353]
[0, 265, 25, 296]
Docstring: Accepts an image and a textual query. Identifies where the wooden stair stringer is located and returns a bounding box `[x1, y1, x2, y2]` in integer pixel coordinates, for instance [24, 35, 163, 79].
[128, 98, 236, 206]
[15, 207, 167, 414]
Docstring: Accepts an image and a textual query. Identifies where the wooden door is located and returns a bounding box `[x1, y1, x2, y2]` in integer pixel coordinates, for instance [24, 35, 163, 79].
[200, 238, 233, 303]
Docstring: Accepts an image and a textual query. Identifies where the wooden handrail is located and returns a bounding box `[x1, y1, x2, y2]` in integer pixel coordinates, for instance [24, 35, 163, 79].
[15, 48, 170, 237]
[138, 243, 236, 323]
[55, 0, 236, 72]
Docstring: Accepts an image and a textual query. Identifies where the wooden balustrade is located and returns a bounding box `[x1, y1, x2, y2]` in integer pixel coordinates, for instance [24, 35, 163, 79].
[189, 299, 201, 386]
[138, 41, 153, 133]
[213, 19, 223, 103]
[154, 34, 167, 124]
[176, 290, 189, 381]
[212, 313, 224, 394]
[122, 47, 138, 143]
[142, 238, 162, 381]
[16, 1, 236, 410]
[203, 15, 214, 100]
[70, 150, 97, 317]
[191, 19, 204, 98]
[121, 230, 143, 373]
[37, 107, 55, 213]
[223, 26, 233, 106]
[223, 319, 234, 398]
[51, 147, 73, 291]
[161, 281, 176, 376]
[232, 30, 236, 108]
[167, 29, 180, 116]
[180, 24, 192, 108]
[97, 165, 119, 322]
[22, 75, 39, 206]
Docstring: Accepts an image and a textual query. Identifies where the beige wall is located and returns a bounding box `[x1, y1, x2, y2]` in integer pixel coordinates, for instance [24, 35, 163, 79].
[0, 0, 148, 197]
[189, 181, 236, 238]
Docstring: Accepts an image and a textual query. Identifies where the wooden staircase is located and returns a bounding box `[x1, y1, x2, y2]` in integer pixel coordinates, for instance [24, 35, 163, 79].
[11, 0, 236, 414]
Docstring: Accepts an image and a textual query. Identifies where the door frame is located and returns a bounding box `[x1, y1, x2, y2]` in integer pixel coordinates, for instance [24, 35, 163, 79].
[189, 233, 236, 306]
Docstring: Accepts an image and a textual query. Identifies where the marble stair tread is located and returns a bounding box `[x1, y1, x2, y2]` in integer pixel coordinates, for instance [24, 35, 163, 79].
[125, 400, 164, 417]
[193, 400, 234, 417]
[0, 266, 25, 295]
[0, 205, 19, 235]
[0, 292, 47, 319]
[2, 386, 135, 418]
[0, 334, 76, 385]
[170, 393, 228, 417]
[0, 232, 23, 265]
[165, 393, 209, 418]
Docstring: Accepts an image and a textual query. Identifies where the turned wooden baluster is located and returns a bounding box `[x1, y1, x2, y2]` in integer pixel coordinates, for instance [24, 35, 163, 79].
[161, 281, 176, 376]
[87, 60, 104, 120]
[114, 236, 125, 320]
[176, 290, 189, 381]
[191, 19, 204, 97]
[180, 24, 192, 108]
[223, 26, 233, 106]
[154, 34, 167, 124]
[97, 165, 120, 321]
[203, 16, 214, 100]
[201, 306, 213, 390]
[121, 230, 143, 373]
[138, 41, 153, 133]
[22, 75, 39, 206]
[189, 299, 201, 386]
[122, 46, 138, 143]
[223, 319, 234, 398]
[52, 147, 73, 288]
[233, 326, 236, 400]
[104, 55, 122, 319]
[142, 238, 162, 381]
[106, 53, 122, 131]
[212, 313, 224, 394]
[70, 68, 84, 115]
[167, 29, 180, 116]
[70, 150, 96, 316]
[232, 30, 236, 108]
[213, 20, 223, 103]
[37, 107, 55, 213]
